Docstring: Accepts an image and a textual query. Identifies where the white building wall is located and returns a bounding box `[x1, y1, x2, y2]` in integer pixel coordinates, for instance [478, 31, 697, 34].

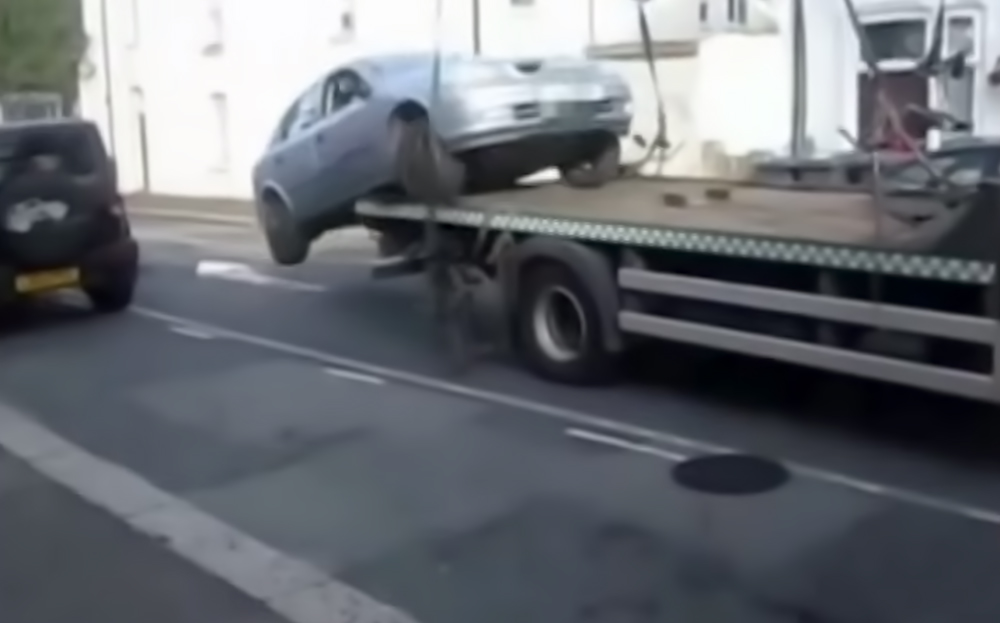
[78, 0, 1000, 198]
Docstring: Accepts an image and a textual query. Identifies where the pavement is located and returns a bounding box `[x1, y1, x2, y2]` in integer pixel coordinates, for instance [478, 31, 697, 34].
[1, 212, 1000, 623]
[0, 445, 292, 623]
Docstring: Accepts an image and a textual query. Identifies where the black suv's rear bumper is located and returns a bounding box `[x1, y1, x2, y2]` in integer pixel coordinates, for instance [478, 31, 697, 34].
[0, 236, 139, 305]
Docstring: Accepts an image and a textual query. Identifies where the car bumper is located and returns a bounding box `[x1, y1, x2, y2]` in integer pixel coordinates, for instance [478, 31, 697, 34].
[449, 116, 631, 152]
[0, 236, 139, 304]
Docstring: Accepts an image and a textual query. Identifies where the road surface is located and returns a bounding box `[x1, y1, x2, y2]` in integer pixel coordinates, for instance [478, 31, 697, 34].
[1, 213, 998, 623]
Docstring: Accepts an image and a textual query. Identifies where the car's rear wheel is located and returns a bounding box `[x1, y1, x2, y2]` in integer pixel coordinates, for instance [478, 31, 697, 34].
[559, 133, 622, 189]
[85, 265, 136, 313]
[258, 192, 310, 266]
[392, 114, 465, 205]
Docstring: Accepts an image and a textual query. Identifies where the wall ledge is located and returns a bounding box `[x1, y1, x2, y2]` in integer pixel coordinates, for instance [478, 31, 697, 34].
[586, 40, 698, 60]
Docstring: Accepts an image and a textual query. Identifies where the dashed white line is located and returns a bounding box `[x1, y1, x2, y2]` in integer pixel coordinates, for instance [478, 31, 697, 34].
[133, 306, 1000, 526]
[195, 260, 326, 292]
[566, 427, 689, 462]
[324, 367, 386, 385]
[169, 325, 215, 340]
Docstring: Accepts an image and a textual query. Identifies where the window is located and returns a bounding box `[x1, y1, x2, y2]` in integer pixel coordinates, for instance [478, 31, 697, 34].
[946, 16, 974, 56]
[863, 20, 926, 61]
[939, 15, 978, 135]
[127, 0, 140, 47]
[210, 93, 229, 170]
[941, 69, 974, 128]
[321, 70, 368, 114]
[328, 0, 355, 42]
[727, 0, 747, 24]
[206, 0, 224, 52]
[273, 99, 301, 144]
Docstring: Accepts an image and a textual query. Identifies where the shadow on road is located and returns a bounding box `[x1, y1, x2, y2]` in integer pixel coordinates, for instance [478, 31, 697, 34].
[625, 342, 1000, 467]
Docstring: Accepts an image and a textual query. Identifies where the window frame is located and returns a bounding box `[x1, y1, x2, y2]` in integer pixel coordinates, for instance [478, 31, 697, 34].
[933, 10, 982, 135]
[860, 17, 928, 67]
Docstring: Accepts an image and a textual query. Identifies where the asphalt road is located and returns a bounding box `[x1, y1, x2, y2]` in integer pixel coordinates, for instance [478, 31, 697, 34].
[1, 215, 999, 623]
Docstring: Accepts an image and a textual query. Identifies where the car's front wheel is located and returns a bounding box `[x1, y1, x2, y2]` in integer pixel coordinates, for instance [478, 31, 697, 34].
[258, 193, 310, 266]
[392, 115, 465, 205]
[559, 133, 622, 189]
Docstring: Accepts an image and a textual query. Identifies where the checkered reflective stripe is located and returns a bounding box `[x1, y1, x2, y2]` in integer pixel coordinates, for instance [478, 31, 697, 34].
[356, 203, 996, 285]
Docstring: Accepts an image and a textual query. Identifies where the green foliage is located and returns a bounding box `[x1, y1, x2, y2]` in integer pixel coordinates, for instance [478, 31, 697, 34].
[0, 0, 86, 94]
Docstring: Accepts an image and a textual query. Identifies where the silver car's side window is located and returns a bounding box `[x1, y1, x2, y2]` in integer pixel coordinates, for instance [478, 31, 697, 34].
[288, 83, 323, 137]
[321, 69, 367, 116]
[272, 99, 301, 145]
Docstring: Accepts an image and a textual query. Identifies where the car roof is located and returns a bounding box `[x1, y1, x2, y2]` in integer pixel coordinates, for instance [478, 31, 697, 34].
[363, 51, 467, 74]
[0, 117, 98, 132]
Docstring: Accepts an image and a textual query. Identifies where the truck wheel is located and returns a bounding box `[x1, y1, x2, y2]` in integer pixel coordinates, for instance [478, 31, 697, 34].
[393, 115, 465, 205]
[515, 262, 617, 385]
[559, 134, 621, 189]
[258, 193, 309, 266]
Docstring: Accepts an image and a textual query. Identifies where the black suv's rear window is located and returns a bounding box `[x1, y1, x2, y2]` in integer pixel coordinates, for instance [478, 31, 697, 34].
[0, 123, 106, 183]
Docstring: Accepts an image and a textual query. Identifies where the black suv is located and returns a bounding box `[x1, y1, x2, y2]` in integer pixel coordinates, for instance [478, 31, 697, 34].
[0, 119, 138, 312]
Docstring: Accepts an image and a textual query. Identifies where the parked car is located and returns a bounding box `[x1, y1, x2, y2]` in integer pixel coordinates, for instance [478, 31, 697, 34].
[251, 52, 633, 265]
[0, 119, 138, 312]
[752, 137, 1000, 190]
[879, 137, 1000, 189]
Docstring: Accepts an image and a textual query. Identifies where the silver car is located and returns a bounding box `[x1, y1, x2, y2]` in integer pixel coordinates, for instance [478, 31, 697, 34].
[251, 52, 632, 265]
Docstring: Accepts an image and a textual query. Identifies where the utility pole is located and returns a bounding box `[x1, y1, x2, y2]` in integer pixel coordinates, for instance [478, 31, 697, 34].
[472, 0, 481, 54]
[99, 0, 117, 156]
[789, 0, 807, 158]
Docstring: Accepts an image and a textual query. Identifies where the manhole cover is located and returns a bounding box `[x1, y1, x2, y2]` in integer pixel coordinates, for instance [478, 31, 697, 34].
[671, 454, 790, 495]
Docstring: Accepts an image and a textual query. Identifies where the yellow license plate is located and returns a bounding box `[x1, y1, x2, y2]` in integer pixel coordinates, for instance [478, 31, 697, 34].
[15, 268, 80, 294]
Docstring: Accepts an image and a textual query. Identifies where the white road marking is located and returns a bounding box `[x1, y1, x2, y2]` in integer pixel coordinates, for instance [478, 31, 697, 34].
[0, 402, 417, 623]
[170, 325, 215, 340]
[566, 427, 689, 462]
[324, 367, 386, 385]
[196, 260, 325, 292]
[133, 306, 1000, 526]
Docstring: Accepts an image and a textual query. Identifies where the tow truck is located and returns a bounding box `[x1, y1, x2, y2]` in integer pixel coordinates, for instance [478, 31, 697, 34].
[356, 168, 997, 404]
[354, 0, 998, 405]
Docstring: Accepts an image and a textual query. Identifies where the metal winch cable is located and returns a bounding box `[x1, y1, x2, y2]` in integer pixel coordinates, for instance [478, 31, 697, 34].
[619, 0, 672, 178]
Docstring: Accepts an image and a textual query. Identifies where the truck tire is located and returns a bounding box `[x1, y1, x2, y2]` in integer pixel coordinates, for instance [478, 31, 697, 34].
[559, 134, 621, 189]
[393, 115, 465, 205]
[515, 261, 617, 385]
[258, 193, 309, 266]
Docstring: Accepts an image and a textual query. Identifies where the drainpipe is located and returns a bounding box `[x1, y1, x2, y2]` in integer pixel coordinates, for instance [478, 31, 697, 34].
[472, 0, 481, 54]
[789, 0, 807, 158]
[99, 0, 117, 156]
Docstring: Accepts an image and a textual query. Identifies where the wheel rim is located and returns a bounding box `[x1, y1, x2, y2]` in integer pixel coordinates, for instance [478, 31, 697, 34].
[532, 285, 588, 362]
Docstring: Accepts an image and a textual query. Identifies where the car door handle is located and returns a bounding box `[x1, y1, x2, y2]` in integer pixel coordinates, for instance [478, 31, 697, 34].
[315, 134, 324, 143]
[274, 155, 284, 165]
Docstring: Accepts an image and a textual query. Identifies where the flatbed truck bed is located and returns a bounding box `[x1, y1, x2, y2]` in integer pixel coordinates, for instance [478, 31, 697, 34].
[356, 177, 999, 404]
[459, 179, 909, 246]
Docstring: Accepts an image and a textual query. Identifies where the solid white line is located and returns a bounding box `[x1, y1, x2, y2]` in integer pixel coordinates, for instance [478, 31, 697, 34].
[324, 367, 386, 385]
[0, 402, 417, 623]
[169, 325, 215, 340]
[566, 427, 689, 462]
[132, 306, 1000, 526]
